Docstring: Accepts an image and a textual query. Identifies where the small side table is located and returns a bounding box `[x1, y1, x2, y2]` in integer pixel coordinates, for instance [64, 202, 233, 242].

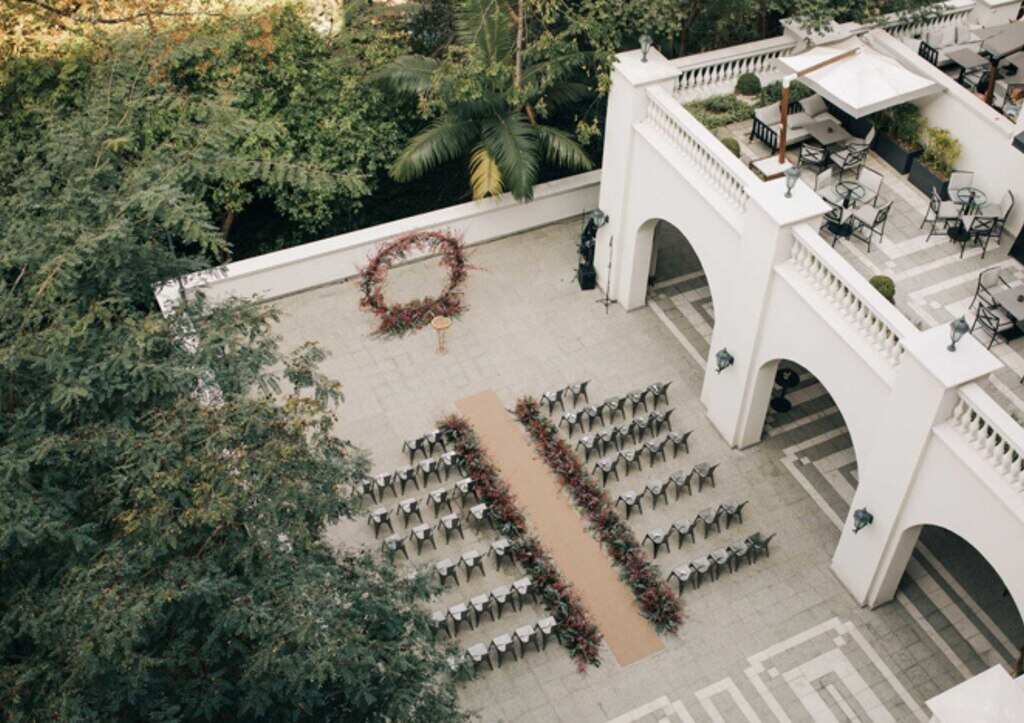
[431, 315, 452, 354]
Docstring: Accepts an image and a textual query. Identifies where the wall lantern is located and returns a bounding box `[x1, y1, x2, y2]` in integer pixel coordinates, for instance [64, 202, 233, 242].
[784, 164, 801, 198]
[947, 316, 970, 352]
[589, 209, 610, 228]
[714, 348, 735, 374]
[640, 34, 653, 62]
[852, 508, 874, 534]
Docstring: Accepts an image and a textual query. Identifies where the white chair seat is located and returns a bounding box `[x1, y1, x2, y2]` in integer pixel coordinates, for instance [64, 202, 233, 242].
[852, 205, 879, 227]
[937, 201, 961, 219]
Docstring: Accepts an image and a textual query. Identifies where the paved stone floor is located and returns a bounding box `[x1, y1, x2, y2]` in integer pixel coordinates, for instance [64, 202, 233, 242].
[270, 220, 1020, 722]
[722, 119, 1024, 424]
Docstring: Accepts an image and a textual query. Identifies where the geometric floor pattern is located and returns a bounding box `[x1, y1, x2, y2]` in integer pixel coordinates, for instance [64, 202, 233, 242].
[266, 219, 1019, 722]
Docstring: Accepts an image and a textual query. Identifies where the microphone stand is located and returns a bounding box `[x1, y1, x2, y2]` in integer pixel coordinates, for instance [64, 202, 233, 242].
[595, 235, 614, 314]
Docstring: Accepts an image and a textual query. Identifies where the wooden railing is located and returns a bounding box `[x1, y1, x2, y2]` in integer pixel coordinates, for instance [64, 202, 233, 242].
[788, 227, 912, 369]
[949, 383, 1024, 494]
[672, 36, 797, 101]
[644, 86, 752, 215]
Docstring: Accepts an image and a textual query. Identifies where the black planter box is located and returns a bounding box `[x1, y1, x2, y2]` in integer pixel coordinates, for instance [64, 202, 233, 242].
[577, 264, 597, 291]
[908, 156, 948, 199]
[873, 132, 922, 175]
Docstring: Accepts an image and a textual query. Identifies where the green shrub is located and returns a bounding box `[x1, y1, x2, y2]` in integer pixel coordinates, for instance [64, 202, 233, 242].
[920, 127, 961, 180]
[874, 103, 925, 150]
[870, 275, 896, 303]
[683, 93, 754, 131]
[759, 79, 813, 105]
[719, 135, 741, 157]
[735, 72, 761, 95]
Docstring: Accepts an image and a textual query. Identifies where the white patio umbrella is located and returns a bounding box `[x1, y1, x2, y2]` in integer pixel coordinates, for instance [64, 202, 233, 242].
[777, 36, 939, 119]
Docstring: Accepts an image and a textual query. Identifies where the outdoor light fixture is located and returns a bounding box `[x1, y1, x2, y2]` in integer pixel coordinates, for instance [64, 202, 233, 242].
[640, 34, 653, 62]
[852, 508, 874, 534]
[589, 209, 610, 228]
[947, 316, 970, 352]
[784, 164, 801, 198]
[715, 348, 735, 374]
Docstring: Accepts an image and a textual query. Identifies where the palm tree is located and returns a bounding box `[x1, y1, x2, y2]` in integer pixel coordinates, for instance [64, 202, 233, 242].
[380, 0, 593, 201]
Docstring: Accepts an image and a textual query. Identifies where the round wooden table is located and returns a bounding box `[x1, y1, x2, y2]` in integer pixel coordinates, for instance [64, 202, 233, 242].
[431, 315, 452, 354]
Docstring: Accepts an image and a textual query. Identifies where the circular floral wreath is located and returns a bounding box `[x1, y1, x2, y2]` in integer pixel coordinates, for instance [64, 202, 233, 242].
[358, 230, 469, 337]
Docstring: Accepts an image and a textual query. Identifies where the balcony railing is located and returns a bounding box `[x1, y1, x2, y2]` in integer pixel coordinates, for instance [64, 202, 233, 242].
[788, 226, 914, 370]
[672, 36, 797, 101]
[645, 86, 753, 216]
[881, 1, 974, 38]
[949, 383, 1024, 494]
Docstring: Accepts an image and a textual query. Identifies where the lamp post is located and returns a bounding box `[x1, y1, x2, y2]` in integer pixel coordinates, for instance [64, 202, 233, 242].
[640, 34, 653, 62]
[947, 316, 969, 351]
[715, 348, 735, 374]
[784, 164, 801, 198]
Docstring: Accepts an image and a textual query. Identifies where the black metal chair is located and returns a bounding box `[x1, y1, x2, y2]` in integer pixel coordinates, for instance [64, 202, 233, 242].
[436, 558, 459, 587]
[576, 434, 599, 461]
[448, 603, 474, 634]
[592, 457, 620, 486]
[454, 477, 478, 506]
[971, 304, 1015, 349]
[628, 390, 649, 416]
[671, 518, 697, 548]
[460, 551, 486, 581]
[668, 470, 692, 499]
[630, 414, 651, 442]
[397, 497, 423, 527]
[698, 507, 722, 538]
[489, 585, 514, 617]
[922, 187, 962, 242]
[650, 408, 674, 435]
[747, 532, 776, 562]
[829, 143, 868, 178]
[647, 381, 672, 408]
[602, 396, 627, 422]
[798, 142, 828, 172]
[849, 201, 892, 253]
[668, 564, 695, 593]
[597, 430, 618, 455]
[403, 437, 429, 464]
[643, 529, 672, 558]
[394, 466, 418, 494]
[668, 431, 692, 457]
[437, 513, 464, 543]
[963, 216, 999, 259]
[644, 437, 669, 466]
[694, 463, 719, 491]
[428, 487, 454, 516]
[559, 411, 584, 437]
[381, 533, 409, 560]
[489, 634, 518, 667]
[541, 388, 565, 414]
[367, 507, 394, 538]
[969, 267, 1011, 311]
[722, 500, 749, 528]
[489, 538, 511, 571]
[536, 617, 558, 650]
[409, 523, 437, 554]
[616, 422, 636, 446]
[709, 547, 734, 579]
[644, 480, 670, 508]
[616, 491, 644, 519]
[581, 405, 604, 430]
[469, 594, 494, 625]
[728, 539, 752, 570]
[568, 380, 590, 406]
[618, 448, 643, 474]
[419, 458, 443, 486]
[689, 557, 713, 588]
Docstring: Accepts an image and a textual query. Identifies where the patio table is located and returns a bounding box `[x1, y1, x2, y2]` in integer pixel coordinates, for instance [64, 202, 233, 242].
[835, 180, 866, 208]
[954, 186, 988, 214]
[805, 119, 854, 148]
[991, 286, 1024, 323]
[751, 155, 793, 181]
[947, 48, 989, 71]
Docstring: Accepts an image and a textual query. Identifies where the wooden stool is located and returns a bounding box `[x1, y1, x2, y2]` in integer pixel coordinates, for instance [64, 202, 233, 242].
[431, 315, 452, 354]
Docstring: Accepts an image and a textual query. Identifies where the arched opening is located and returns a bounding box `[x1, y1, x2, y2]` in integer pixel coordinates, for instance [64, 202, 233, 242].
[754, 358, 862, 532]
[895, 525, 1024, 676]
[642, 220, 716, 367]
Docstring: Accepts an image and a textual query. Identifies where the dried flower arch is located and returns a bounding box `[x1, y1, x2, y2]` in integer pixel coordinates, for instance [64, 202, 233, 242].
[358, 230, 469, 337]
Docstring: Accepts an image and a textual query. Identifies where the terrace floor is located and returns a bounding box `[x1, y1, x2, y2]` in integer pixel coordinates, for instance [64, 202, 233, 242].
[720, 119, 1024, 425]
[268, 221, 1020, 722]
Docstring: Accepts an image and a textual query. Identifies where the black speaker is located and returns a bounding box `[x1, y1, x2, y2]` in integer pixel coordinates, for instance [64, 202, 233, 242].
[577, 264, 597, 291]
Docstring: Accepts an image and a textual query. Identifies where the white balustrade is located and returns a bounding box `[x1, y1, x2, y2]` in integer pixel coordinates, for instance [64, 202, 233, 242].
[881, 3, 974, 38]
[788, 231, 907, 368]
[644, 87, 752, 214]
[949, 385, 1024, 493]
[673, 36, 796, 101]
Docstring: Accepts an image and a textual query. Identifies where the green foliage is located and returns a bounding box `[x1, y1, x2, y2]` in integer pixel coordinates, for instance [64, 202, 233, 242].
[759, 79, 814, 105]
[381, 0, 594, 200]
[684, 93, 754, 131]
[921, 127, 961, 180]
[790, 0, 939, 34]
[0, 9, 465, 720]
[874, 103, 924, 150]
[719, 135, 742, 157]
[0, 4, 416, 259]
[736, 72, 762, 95]
[870, 275, 896, 303]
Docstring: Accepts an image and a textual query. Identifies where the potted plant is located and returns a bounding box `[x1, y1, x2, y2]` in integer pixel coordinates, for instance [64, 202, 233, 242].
[869, 275, 895, 303]
[909, 127, 961, 198]
[872, 103, 925, 174]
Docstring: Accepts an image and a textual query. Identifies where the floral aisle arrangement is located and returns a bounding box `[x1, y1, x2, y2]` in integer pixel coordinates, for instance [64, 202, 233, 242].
[358, 230, 469, 337]
[513, 398, 682, 633]
[440, 415, 603, 671]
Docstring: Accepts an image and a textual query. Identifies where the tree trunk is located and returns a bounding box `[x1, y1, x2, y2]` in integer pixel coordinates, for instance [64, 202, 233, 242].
[514, 0, 524, 93]
[221, 210, 236, 241]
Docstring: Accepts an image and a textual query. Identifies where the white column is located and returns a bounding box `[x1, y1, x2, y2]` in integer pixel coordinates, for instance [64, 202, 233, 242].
[701, 180, 828, 447]
[831, 326, 1002, 607]
[594, 49, 677, 303]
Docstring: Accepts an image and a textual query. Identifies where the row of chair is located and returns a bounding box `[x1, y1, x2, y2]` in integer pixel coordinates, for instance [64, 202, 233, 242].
[402, 427, 459, 463]
[540, 381, 591, 413]
[431, 577, 542, 639]
[464, 617, 558, 671]
[542, 381, 672, 418]
[432, 548, 525, 589]
[641, 500, 749, 558]
[667, 532, 776, 592]
[612, 469, 723, 521]
[359, 452, 467, 501]
[564, 406, 676, 442]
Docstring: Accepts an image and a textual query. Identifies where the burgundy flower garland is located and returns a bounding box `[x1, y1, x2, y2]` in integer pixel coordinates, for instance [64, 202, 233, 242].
[513, 398, 682, 634]
[358, 230, 469, 337]
[440, 415, 603, 671]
